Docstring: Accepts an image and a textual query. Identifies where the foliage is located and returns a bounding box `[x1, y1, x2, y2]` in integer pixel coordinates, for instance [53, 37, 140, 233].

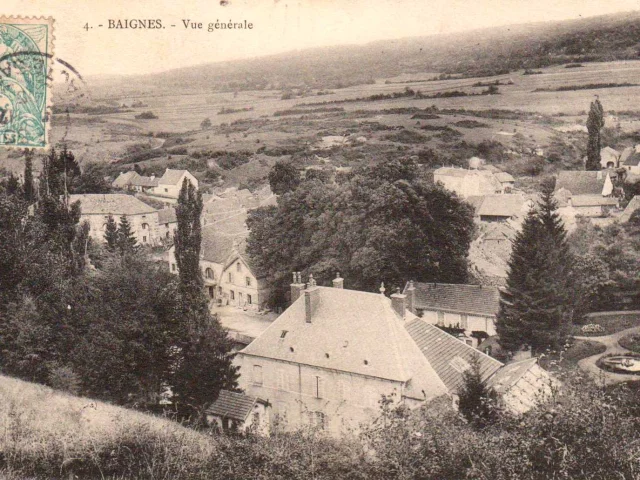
[200, 117, 212, 130]
[457, 356, 499, 428]
[497, 179, 574, 354]
[23, 151, 35, 202]
[174, 178, 203, 298]
[268, 160, 300, 195]
[116, 215, 138, 254]
[586, 98, 605, 171]
[249, 157, 474, 307]
[104, 215, 119, 251]
[618, 332, 640, 353]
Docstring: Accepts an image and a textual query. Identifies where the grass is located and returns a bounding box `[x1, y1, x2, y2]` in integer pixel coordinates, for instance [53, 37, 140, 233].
[539, 339, 607, 371]
[619, 332, 640, 353]
[572, 312, 640, 337]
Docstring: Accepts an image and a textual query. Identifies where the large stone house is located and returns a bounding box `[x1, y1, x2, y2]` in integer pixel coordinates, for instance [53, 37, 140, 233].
[402, 281, 499, 346]
[235, 276, 554, 436]
[69, 194, 158, 245]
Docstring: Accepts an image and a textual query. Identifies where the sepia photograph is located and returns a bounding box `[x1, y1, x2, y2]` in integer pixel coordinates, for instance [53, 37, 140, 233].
[0, 0, 639, 478]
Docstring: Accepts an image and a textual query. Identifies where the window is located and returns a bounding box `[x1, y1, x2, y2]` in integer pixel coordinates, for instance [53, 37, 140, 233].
[230, 290, 235, 300]
[252, 365, 263, 385]
[460, 314, 468, 329]
[205, 268, 214, 279]
[171, 263, 176, 272]
[164, 188, 168, 193]
[437, 311, 445, 326]
[280, 330, 288, 338]
[236, 262, 241, 272]
[314, 376, 324, 399]
[239, 292, 243, 303]
[308, 411, 326, 429]
[166, 231, 170, 238]
[208, 287, 214, 298]
[142, 223, 149, 230]
[218, 286, 222, 295]
[143, 236, 147, 243]
[246, 276, 251, 287]
[165, 223, 169, 227]
[228, 272, 233, 283]
[247, 294, 252, 305]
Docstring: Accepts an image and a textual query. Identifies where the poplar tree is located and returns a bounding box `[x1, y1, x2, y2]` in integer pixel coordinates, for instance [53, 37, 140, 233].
[104, 215, 119, 252]
[174, 178, 204, 299]
[585, 97, 605, 171]
[496, 179, 573, 355]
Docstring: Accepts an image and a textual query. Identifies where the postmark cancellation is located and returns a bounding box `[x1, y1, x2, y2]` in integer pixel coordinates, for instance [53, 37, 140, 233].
[0, 16, 54, 148]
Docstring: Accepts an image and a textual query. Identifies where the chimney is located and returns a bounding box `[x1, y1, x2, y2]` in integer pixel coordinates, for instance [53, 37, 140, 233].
[406, 280, 416, 314]
[391, 289, 407, 319]
[290, 272, 305, 305]
[332, 272, 344, 289]
[305, 274, 320, 323]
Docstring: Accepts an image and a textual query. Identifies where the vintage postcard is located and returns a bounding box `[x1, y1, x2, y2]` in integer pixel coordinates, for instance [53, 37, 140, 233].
[0, 0, 639, 478]
[0, 16, 53, 148]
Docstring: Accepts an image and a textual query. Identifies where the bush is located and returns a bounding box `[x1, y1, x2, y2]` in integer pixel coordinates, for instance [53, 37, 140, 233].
[581, 323, 605, 334]
[135, 111, 158, 120]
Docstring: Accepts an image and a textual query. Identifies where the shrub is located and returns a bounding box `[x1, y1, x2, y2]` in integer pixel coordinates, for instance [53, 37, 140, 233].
[581, 323, 605, 334]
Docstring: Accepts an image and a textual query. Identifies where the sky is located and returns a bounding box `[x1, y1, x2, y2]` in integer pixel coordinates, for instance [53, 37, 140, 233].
[5, 0, 640, 77]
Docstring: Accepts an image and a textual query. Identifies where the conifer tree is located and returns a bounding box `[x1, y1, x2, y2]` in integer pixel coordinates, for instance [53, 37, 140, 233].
[496, 181, 574, 355]
[104, 215, 119, 252]
[586, 97, 605, 171]
[23, 151, 35, 202]
[116, 215, 137, 253]
[458, 356, 498, 428]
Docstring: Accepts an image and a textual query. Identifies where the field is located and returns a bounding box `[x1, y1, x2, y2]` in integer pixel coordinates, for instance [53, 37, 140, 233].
[5, 60, 640, 191]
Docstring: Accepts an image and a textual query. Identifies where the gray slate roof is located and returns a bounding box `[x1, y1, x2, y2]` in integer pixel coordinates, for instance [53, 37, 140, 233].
[201, 225, 247, 264]
[484, 358, 539, 395]
[158, 169, 188, 186]
[554, 171, 610, 195]
[405, 282, 500, 317]
[69, 194, 157, 216]
[623, 151, 640, 167]
[112, 171, 137, 188]
[405, 318, 502, 394]
[205, 390, 260, 422]
[157, 207, 177, 224]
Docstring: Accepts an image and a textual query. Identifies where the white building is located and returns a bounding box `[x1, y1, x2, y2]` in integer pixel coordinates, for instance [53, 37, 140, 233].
[434, 166, 512, 198]
[69, 194, 158, 245]
[152, 169, 199, 201]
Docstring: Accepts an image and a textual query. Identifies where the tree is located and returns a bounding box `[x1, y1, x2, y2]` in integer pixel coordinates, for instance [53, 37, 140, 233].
[173, 178, 203, 299]
[116, 215, 137, 253]
[23, 150, 35, 202]
[458, 356, 499, 428]
[496, 181, 574, 354]
[104, 215, 119, 251]
[171, 177, 237, 418]
[585, 97, 605, 171]
[268, 160, 300, 195]
[249, 157, 475, 307]
[200, 117, 212, 130]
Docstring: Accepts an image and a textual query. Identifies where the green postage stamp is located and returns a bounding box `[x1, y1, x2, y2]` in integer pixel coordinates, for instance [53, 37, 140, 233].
[0, 16, 54, 148]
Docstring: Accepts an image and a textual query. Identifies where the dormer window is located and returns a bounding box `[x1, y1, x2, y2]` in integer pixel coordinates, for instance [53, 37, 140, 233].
[236, 262, 241, 272]
[280, 330, 288, 339]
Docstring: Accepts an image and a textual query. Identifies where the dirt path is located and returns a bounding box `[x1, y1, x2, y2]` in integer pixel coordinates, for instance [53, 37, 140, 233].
[575, 325, 640, 385]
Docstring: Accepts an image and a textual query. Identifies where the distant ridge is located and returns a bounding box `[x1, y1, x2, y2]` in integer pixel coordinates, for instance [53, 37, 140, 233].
[89, 10, 640, 95]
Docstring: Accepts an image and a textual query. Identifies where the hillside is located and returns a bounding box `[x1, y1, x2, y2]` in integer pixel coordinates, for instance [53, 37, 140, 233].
[88, 10, 640, 97]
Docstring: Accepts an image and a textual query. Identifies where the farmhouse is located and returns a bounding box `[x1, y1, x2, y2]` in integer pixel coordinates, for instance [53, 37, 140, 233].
[235, 275, 554, 436]
[466, 194, 533, 223]
[554, 170, 619, 217]
[402, 281, 499, 345]
[111, 171, 158, 193]
[621, 148, 640, 174]
[434, 167, 505, 198]
[219, 239, 270, 311]
[69, 194, 158, 245]
[152, 169, 199, 201]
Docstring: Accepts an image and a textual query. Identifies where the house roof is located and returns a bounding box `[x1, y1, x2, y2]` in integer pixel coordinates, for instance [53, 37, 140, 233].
[157, 207, 177, 224]
[112, 171, 137, 188]
[620, 146, 635, 165]
[570, 194, 618, 207]
[495, 172, 515, 183]
[158, 169, 189, 186]
[241, 287, 448, 394]
[405, 282, 500, 317]
[484, 358, 539, 395]
[205, 390, 262, 422]
[129, 173, 158, 188]
[619, 195, 640, 223]
[623, 151, 640, 167]
[482, 222, 515, 241]
[223, 238, 258, 276]
[405, 318, 503, 394]
[69, 194, 157, 216]
[476, 194, 529, 218]
[554, 170, 610, 195]
[201, 225, 247, 264]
